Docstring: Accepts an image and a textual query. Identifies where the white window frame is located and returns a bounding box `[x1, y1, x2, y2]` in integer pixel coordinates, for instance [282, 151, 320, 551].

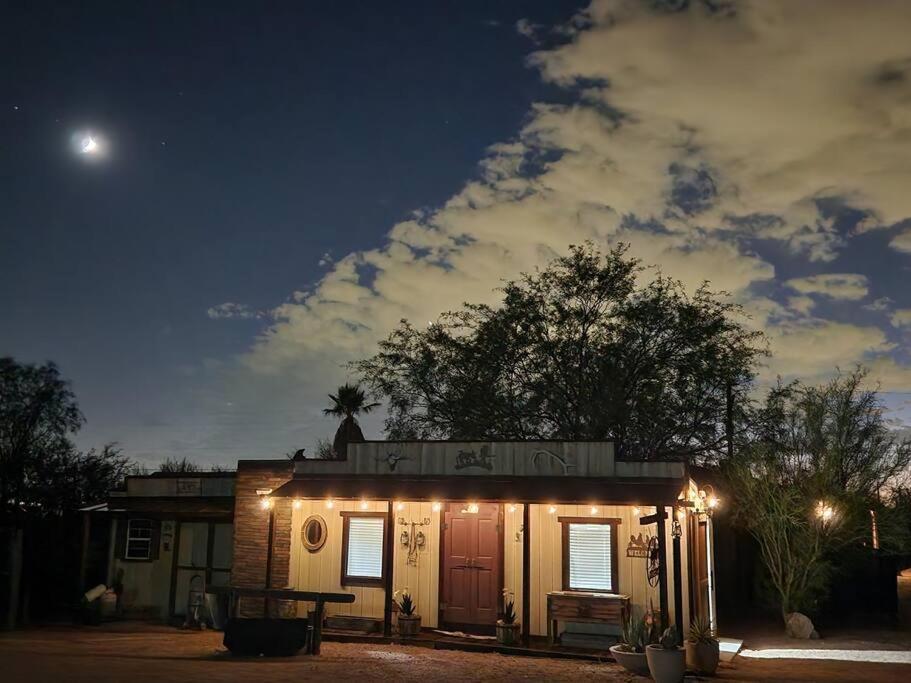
[340, 512, 386, 587]
[560, 517, 619, 594]
[125, 518, 154, 560]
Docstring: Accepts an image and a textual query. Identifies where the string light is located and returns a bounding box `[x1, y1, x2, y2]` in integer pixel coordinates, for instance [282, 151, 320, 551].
[360, 500, 370, 511]
[463, 502, 479, 514]
[431, 501, 442, 513]
[707, 496, 719, 509]
[632, 506, 641, 517]
[396, 501, 405, 512]
[260, 497, 272, 510]
[292, 499, 302, 510]
[590, 506, 599, 515]
[816, 501, 835, 523]
[548, 505, 557, 515]
[325, 499, 335, 509]
[507, 504, 517, 513]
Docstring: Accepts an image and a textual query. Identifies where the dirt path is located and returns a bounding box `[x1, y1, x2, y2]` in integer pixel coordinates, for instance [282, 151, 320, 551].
[0, 625, 908, 682]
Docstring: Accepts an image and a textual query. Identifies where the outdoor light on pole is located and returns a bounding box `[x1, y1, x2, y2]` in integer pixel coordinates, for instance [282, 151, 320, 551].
[815, 501, 835, 524]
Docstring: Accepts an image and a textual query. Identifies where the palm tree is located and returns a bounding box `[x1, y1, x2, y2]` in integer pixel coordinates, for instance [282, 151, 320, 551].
[324, 383, 380, 458]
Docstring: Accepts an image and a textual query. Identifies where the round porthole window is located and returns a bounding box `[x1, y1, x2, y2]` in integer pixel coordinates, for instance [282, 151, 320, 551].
[301, 515, 328, 553]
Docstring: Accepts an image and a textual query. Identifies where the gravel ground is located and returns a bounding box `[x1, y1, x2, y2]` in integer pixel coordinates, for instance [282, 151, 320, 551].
[0, 624, 908, 682]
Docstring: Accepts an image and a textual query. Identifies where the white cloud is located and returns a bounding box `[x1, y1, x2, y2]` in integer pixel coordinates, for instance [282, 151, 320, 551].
[891, 309, 911, 328]
[784, 274, 870, 301]
[206, 303, 263, 320]
[530, 0, 911, 259]
[865, 297, 893, 313]
[179, 0, 911, 458]
[786, 296, 815, 315]
[890, 228, 911, 254]
[516, 18, 542, 41]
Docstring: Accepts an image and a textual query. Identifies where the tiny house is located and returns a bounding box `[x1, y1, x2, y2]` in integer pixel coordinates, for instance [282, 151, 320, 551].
[83, 472, 235, 620]
[232, 441, 718, 645]
[86, 440, 718, 648]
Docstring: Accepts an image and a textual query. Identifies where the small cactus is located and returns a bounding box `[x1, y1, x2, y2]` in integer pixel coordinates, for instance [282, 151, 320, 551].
[501, 589, 516, 624]
[659, 625, 678, 649]
[393, 588, 416, 616]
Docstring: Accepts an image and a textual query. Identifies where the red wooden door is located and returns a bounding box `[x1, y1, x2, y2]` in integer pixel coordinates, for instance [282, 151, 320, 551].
[689, 515, 710, 624]
[442, 503, 501, 628]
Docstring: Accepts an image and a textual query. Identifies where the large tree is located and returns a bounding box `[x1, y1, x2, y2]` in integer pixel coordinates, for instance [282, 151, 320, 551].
[1, 357, 131, 517]
[726, 370, 911, 622]
[356, 242, 763, 460]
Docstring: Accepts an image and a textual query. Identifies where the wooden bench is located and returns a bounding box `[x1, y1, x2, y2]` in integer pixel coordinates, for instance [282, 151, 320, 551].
[209, 586, 355, 655]
[546, 591, 630, 646]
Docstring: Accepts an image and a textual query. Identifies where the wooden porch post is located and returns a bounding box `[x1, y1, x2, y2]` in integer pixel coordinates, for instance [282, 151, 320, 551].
[672, 509, 683, 644]
[383, 499, 395, 637]
[522, 502, 531, 646]
[264, 507, 275, 616]
[655, 505, 669, 631]
[78, 512, 91, 595]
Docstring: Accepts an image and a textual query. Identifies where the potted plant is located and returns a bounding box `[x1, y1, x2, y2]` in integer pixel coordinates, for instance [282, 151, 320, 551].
[686, 616, 719, 675]
[393, 589, 421, 637]
[496, 590, 521, 645]
[609, 609, 657, 676]
[646, 626, 685, 683]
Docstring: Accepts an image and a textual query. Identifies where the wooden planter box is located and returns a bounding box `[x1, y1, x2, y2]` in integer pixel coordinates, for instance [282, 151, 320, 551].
[223, 618, 311, 656]
[397, 614, 422, 637]
[496, 621, 521, 646]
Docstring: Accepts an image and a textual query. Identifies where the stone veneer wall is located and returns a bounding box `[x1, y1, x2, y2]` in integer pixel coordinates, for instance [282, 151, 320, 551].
[231, 459, 294, 617]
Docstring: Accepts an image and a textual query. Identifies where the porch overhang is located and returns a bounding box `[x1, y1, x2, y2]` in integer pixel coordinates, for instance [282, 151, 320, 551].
[105, 495, 235, 519]
[271, 474, 684, 505]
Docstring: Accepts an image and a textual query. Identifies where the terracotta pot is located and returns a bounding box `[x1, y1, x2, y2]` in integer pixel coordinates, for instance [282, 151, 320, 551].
[496, 621, 521, 646]
[686, 639, 720, 675]
[397, 614, 422, 637]
[609, 644, 650, 676]
[646, 644, 686, 683]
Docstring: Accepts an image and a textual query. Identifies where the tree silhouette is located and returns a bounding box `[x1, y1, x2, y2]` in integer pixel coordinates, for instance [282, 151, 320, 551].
[324, 383, 379, 458]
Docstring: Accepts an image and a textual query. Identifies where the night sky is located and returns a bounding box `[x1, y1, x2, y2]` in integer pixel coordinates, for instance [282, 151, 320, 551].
[3, 1, 911, 466]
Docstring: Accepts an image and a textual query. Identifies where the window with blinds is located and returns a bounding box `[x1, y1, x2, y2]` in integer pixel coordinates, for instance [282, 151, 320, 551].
[565, 521, 616, 592]
[342, 514, 385, 586]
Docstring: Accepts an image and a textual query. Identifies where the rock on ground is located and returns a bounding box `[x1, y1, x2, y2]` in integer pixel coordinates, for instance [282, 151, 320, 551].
[785, 612, 819, 639]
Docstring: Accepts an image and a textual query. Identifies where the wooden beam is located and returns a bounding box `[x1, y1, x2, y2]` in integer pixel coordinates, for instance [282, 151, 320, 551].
[264, 507, 275, 617]
[522, 502, 531, 647]
[639, 510, 668, 525]
[272, 475, 684, 506]
[672, 512, 683, 644]
[383, 499, 395, 637]
[78, 512, 91, 595]
[168, 521, 182, 619]
[655, 505, 669, 631]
